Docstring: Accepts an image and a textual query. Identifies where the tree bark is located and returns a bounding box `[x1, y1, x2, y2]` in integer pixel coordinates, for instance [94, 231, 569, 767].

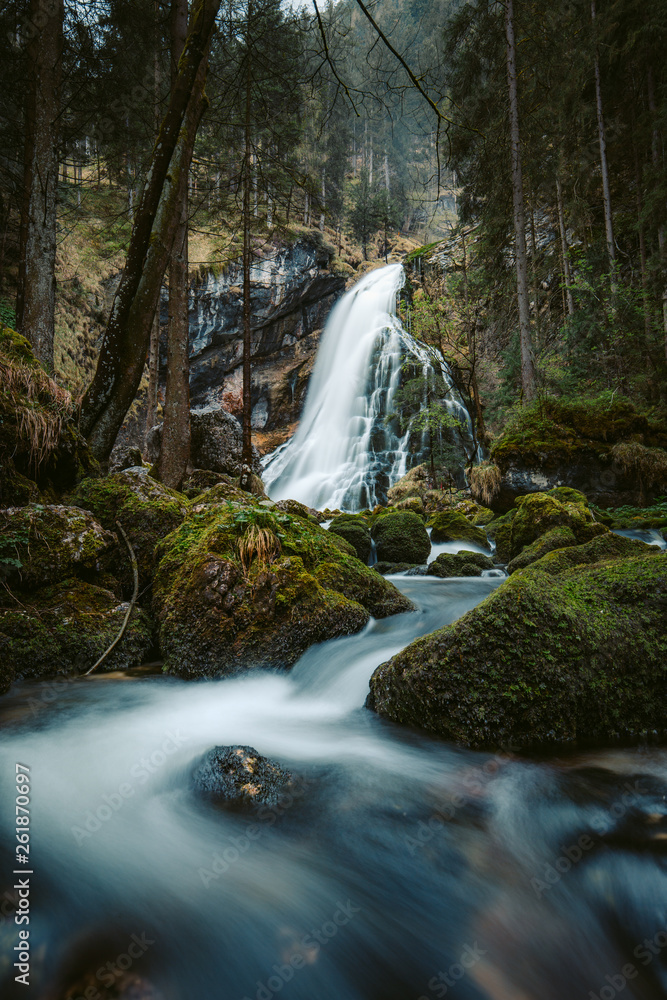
[648, 66, 667, 360]
[505, 0, 536, 401]
[591, 0, 615, 280]
[16, 0, 64, 373]
[556, 175, 575, 317]
[79, 0, 220, 462]
[145, 312, 160, 445]
[240, 0, 254, 491]
[157, 0, 192, 489]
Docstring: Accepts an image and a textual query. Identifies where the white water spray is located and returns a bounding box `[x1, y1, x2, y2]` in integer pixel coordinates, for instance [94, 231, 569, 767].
[263, 264, 476, 511]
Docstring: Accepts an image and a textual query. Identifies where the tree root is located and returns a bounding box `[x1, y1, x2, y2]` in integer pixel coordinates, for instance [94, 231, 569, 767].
[84, 520, 139, 677]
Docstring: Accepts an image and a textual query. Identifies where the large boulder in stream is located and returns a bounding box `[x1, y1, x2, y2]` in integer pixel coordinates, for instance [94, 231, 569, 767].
[427, 551, 495, 578]
[368, 537, 667, 749]
[371, 510, 431, 564]
[152, 484, 413, 677]
[192, 745, 294, 810]
[427, 510, 490, 548]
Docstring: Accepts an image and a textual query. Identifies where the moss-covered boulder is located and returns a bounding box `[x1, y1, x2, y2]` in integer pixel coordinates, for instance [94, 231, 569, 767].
[328, 515, 372, 563]
[371, 510, 431, 564]
[69, 469, 189, 597]
[508, 491, 606, 561]
[393, 495, 426, 517]
[427, 552, 495, 578]
[485, 510, 516, 563]
[524, 530, 662, 576]
[489, 396, 667, 511]
[374, 562, 427, 576]
[0, 505, 116, 588]
[507, 526, 578, 574]
[152, 491, 413, 678]
[0, 579, 154, 693]
[368, 552, 667, 749]
[428, 511, 489, 548]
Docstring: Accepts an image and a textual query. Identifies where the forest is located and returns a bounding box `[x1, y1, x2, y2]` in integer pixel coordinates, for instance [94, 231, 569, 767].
[1, 2, 667, 1000]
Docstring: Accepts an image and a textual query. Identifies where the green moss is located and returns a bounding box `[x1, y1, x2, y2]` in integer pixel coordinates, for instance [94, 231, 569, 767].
[491, 396, 667, 468]
[507, 526, 578, 574]
[427, 551, 495, 578]
[328, 516, 372, 562]
[523, 531, 662, 576]
[152, 492, 413, 678]
[69, 469, 188, 598]
[371, 510, 431, 564]
[0, 578, 154, 692]
[427, 511, 489, 549]
[369, 554, 667, 749]
[0, 504, 116, 589]
[508, 492, 606, 561]
[485, 510, 516, 563]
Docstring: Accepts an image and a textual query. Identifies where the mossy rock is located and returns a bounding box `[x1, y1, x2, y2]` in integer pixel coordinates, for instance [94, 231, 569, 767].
[368, 554, 667, 749]
[524, 530, 662, 577]
[0, 504, 117, 589]
[485, 510, 516, 563]
[152, 494, 413, 678]
[69, 469, 189, 598]
[328, 516, 372, 562]
[191, 745, 294, 811]
[547, 486, 589, 506]
[393, 495, 426, 517]
[371, 510, 431, 564]
[373, 562, 425, 575]
[507, 526, 578, 574]
[427, 552, 495, 578]
[0, 579, 154, 693]
[427, 511, 489, 549]
[508, 492, 607, 562]
[471, 506, 495, 526]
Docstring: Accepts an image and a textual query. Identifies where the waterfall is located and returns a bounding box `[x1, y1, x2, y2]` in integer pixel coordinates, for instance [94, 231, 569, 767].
[263, 263, 478, 511]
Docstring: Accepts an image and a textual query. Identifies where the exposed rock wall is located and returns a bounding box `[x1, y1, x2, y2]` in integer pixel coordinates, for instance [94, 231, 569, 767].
[178, 235, 345, 445]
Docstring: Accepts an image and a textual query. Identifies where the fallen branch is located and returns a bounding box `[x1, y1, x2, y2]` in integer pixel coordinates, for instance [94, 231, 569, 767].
[84, 520, 139, 677]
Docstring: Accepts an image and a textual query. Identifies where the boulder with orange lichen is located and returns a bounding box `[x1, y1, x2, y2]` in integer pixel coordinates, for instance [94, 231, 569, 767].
[191, 745, 296, 811]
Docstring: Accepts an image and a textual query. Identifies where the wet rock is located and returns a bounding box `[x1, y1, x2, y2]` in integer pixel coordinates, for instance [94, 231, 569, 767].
[69, 468, 188, 599]
[192, 745, 293, 810]
[328, 515, 372, 562]
[368, 550, 667, 749]
[0, 504, 116, 589]
[109, 446, 145, 473]
[427, 552, 495, 578]
[152, 488, 413, 677]
[147, 404, 262, 477]
[371, 511, 431, 564]
[0, 579, 154, 692]
[374, 562, 427, 575]
[428, 511, 489, 548]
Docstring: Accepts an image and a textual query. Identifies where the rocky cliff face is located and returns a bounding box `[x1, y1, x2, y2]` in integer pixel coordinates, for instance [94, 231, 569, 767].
[175, 234, 345, 448]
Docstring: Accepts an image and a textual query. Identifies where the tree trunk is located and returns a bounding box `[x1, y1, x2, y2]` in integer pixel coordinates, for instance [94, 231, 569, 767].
[16, 0, 63, 373]
[157, 0, 192, 490]
[648, 65, 667, 360]
[505, 0, 536, 401]
[556, 175, 575, 317]
[240, 0, 254, 491]
[79, 0, 220, 462]
[320, 167, 325, 232]
[591, 0, 615, 280]
[145, 312, 160, 445]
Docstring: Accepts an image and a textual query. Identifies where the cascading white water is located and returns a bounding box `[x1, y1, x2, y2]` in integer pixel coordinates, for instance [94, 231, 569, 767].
[262, 264, 477, 511]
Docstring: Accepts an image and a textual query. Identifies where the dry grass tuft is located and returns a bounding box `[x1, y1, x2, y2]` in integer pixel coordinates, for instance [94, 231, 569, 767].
[612, 442, 667, 491]
[0, 358, 74, 471]
[469, 461, 502, 506]
[237, 524, 281, 575]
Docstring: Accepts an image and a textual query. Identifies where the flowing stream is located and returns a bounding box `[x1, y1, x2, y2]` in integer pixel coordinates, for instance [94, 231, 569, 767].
[263, 265, 477, 510]
[1, 563, 667, 1000]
